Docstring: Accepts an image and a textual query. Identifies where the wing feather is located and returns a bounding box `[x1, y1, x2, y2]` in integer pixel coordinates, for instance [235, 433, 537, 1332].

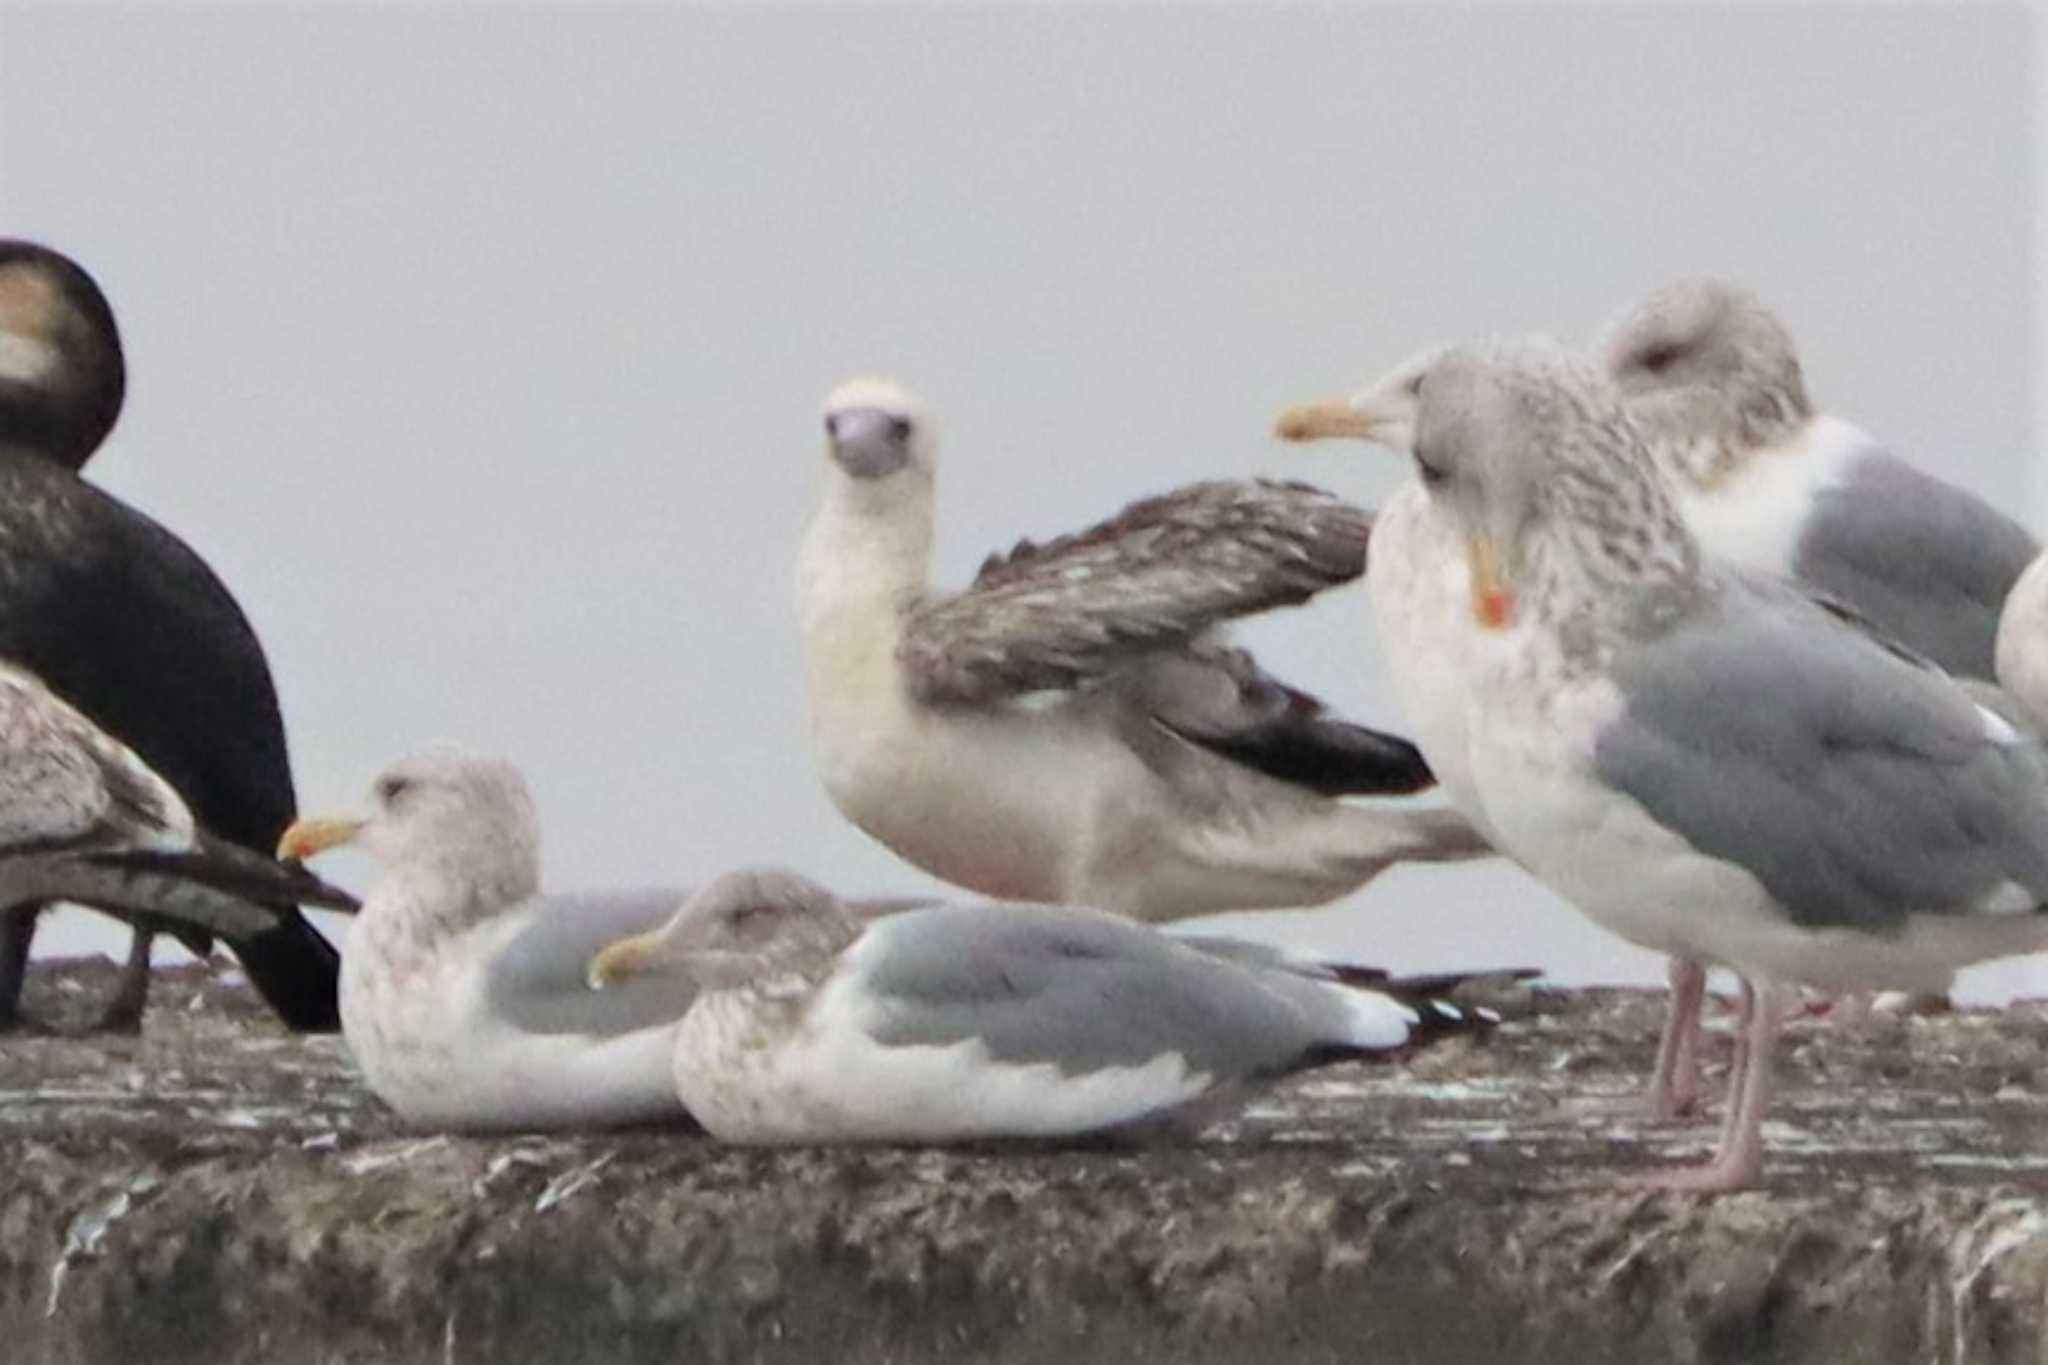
[898, 480, 1371, 704]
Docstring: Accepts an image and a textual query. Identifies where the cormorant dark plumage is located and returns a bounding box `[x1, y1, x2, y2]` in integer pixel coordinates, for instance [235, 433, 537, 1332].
[0, 239, 340, 1031]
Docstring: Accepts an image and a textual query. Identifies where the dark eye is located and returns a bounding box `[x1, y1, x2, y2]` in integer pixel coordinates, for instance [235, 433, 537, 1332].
[375, 776, 413, 804]
[823, 413, 841, 438]
[1635, 343, 1680, 374]
[887, 415, 913, 442]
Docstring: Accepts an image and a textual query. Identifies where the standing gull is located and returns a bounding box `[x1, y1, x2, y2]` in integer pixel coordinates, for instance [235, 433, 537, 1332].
[798, 378, 1487, 923]
[1400, 336, 2048, 1191]
[0, 662, 356, 944]
[278, 749, 701, 1132]
[0, 239, 341, 1031]
[586, 867, 1500, 1146]
[1278, 357, 1708, 1123]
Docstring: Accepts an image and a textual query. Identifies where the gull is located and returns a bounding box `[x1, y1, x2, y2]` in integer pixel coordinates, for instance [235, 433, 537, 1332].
[1601, 277, 2038, 682]
[1398, 335, 2048, 1191]
[0, 661, 356, 950]
[586, 867, 1503, 1146]
[798, 377, 1488, 923]
[1279, 357, 1709, 1121]
[0, 238, 340, 1032]
[278, 749, 699, 1132]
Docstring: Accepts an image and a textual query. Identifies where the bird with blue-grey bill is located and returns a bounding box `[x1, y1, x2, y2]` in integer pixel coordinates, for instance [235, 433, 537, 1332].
[0, 239, 343, 1033]
[1359, 334, 2048, 1192]
[0, 661, 357, 956]
[798, 377, 1489, 928]
[585, 866, 1514, 1146]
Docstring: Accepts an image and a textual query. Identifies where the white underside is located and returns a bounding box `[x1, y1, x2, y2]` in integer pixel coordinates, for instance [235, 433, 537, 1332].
[1366, 480, 1498, 842]
[1466, 668, 2047, 993]
[341, 901, 686, 1132]
[1997, 551, 2048, 726]
[673, 964, 1215, 1145]
[1669, 414, 1869, 577]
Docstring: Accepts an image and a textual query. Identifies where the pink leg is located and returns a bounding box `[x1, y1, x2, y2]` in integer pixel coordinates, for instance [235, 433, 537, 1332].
[1629, 978, 1782, 1194]
[1654, 958, 1706, 1120]
[1574, 957, 1709, 1126]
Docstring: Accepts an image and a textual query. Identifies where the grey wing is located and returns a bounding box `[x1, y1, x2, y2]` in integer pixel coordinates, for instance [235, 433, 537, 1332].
[851, 904, 1350, 1079]
[1596, 571, 2048, 931]
[1794, 451, 2040, 680]
[483, 888, 698, 1038]
[0, 666, 190, 854]
[898, 480, 1371, 704]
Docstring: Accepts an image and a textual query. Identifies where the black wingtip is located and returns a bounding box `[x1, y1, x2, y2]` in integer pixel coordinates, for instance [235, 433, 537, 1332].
[1166, 716, 1439, 797]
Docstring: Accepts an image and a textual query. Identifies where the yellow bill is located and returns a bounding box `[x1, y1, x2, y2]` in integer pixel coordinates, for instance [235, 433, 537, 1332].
[276, 815, 366, 862]
[1467, 534, 1513, 629]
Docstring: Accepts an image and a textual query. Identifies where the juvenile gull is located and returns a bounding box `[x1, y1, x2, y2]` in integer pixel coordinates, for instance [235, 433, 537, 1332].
[278, 749, 698, 1132]
[0, 662, 356, 943]
[586, 867, 1500, 1146]
[0, 239, 341, 1032]
[1403, 336, 2048, 1191]
[799, 377, 1487, 923]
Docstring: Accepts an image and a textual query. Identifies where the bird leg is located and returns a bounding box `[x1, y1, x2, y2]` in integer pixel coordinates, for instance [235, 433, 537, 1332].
[1627, 977, 1783, 1194]
[0, 905, 38, 1031]
[1646, 957, 1707, 1122]
[90, 926, 156, 1034]
[1572, 956, 1709, 1126]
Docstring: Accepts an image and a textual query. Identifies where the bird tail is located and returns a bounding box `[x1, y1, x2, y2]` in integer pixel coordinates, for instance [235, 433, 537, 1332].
[216, 912, 343, 1032]
[84, 835, 350, 1032]
[1296, 967, 1538, 1070]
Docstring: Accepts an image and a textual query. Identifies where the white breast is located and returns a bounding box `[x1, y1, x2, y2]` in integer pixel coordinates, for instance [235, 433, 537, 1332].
[1673, 414, 1871, 576]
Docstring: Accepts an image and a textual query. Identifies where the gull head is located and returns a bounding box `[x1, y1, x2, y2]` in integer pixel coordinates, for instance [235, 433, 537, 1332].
[278, 746, 540, 914]
[1600, 277, 1811, 486]
[1274, 344, 1447, 456]
[0, 239, 126, 471]
[1410, 336, 1693, 632]
[588, 867, 856, 993]
[822, 377, 936, 486]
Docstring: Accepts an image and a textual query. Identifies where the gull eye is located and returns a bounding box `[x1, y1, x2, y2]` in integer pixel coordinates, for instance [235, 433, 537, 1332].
[375, 776, 413, 805]
[887, 415, 913, 443]
[1635, 343, 1681, 374]
[823, 413, 841, 439]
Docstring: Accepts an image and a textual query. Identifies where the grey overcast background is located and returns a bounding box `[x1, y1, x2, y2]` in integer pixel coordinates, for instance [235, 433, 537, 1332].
[0, 4, 2042, 996]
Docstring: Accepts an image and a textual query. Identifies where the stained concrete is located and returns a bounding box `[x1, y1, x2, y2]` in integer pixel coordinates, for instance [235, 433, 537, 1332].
[2, 959, 2046, 1364]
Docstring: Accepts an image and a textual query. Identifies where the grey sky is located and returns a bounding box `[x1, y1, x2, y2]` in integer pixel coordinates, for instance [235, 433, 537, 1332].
[0, 3, 2039, 992]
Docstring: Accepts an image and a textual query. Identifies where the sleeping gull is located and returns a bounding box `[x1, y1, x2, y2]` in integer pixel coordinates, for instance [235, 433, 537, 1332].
[799, 377, 1488, 923]
[0, 238, 342, 1033]
[0, 661, 356, 945]
[586, 867, 1501, 1146]
[277, 748, 698, 1132]
[1400, 335, 2048, 1191]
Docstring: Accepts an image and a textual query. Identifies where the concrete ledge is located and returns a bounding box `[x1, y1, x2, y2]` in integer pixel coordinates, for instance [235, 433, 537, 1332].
[3, 962, 2047, 1364]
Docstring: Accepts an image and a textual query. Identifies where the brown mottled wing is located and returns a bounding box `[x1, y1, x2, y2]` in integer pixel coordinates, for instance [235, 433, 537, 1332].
[899, 480, 1372, 704]
[0, 664, 190, 854]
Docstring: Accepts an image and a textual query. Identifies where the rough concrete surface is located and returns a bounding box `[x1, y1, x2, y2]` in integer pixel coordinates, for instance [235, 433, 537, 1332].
[2, 958, 2046, 1364]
